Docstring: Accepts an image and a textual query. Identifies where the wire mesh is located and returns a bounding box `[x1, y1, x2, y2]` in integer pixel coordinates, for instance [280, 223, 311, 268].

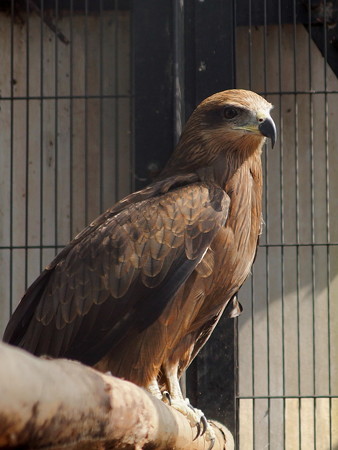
[0, 0, 132, 332]
[235, 1, 338, 448]
[0, 1, 337, 449]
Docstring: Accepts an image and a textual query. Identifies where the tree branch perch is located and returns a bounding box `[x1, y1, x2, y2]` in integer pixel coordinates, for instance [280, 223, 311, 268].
[0, 342, 234, 449]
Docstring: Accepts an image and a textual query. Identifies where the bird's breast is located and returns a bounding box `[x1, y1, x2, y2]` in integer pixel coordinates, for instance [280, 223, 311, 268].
[205, 160, 263, 299]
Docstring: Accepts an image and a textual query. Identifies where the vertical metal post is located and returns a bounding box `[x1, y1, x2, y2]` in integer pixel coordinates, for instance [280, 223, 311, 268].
[173, 0, 185, 144]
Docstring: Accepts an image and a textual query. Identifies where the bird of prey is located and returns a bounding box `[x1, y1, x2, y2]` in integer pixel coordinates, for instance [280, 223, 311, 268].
[3, 89, 276, 442]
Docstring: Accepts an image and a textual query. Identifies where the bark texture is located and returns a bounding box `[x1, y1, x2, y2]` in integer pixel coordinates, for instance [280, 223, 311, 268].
[0, 342, 234, 449]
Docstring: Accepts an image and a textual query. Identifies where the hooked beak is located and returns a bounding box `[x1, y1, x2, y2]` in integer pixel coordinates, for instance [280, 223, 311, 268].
[234, 114, 277, 148]
[258, 116, 277, 148]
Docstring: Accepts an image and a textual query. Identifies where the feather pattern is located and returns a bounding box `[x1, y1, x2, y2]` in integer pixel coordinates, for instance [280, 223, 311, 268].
[3, 89, 275, 394]
[4, 181, 229, 365]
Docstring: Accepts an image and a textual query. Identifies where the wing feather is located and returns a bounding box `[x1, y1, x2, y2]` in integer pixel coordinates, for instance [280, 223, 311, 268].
[61, 292, 78, 324]
[3, 181, 230, 365]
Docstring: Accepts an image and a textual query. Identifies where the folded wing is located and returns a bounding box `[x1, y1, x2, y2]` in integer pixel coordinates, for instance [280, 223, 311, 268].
[3, 182, 229, 366]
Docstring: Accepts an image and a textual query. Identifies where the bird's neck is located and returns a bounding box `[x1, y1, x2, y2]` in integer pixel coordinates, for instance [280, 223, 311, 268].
[209, 147, 262, 193]
[224, 150, 263, 196]
[159, 137, 265, 191]
[194, 145, 264, 191]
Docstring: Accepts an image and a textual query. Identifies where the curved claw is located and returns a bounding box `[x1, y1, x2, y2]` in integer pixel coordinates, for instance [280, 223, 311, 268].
[200, 414, 208, 436]
[186, 401, 203, 440]
[162, 391, 172, 405]
[207, 437, 216, 450]
[193, 421, 201, 440]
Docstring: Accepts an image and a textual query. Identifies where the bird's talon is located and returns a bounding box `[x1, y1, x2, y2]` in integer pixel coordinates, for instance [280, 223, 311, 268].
[162, 396, 216, 447]
[193, 422, 201, 440]
[200, 414, 208, 436]
[207, 437, 216, 450]
[162, 391, 172, 405]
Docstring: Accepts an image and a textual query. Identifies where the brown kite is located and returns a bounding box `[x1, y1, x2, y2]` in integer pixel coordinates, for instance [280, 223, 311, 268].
[3, 89, 276, 442]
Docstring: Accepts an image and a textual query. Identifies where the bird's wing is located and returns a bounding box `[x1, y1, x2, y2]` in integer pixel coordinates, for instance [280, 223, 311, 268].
[4, 182, 229, 365]
[186, 231, 261, 370]
[186, 294, 243, 369]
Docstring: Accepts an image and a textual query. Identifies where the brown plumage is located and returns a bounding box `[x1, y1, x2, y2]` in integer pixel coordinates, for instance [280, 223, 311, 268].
[3, 89, 276, 402]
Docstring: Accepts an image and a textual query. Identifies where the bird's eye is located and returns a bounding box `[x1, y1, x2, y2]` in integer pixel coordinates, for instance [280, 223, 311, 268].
[223, 106, 238, 120]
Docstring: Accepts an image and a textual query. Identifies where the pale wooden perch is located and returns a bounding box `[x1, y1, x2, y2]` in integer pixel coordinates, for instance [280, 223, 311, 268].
[0, 342, 234, 449]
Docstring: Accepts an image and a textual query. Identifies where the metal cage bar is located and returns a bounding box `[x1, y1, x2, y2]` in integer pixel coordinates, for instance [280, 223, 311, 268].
[0, 2, 337, 449]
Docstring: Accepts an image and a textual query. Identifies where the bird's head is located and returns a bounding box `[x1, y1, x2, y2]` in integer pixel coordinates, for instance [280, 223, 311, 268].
[162, 89, 276, 180]
[188, 89, 276, 154]
[196, 89, 276, 149]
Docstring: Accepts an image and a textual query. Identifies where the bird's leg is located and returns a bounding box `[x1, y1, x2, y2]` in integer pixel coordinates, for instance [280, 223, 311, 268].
[162, 363, 184, 402]
[162, 362, 215, 449]
[146, 378, 163, 400]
